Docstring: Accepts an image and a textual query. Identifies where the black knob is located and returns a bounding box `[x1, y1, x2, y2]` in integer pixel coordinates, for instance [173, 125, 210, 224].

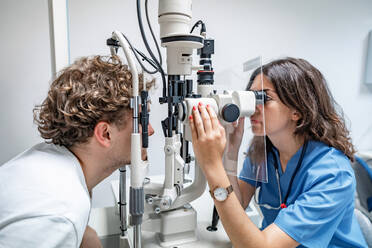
[186, 79, 193, 97]
[221, 104, 240, 123]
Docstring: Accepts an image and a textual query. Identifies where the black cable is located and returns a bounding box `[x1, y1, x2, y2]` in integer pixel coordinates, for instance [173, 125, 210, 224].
[137, 0, 166, 98]
[190, 20, 203, 33]
[134, 48, 158, 70]
[145, 0, 162, 66]
[120, 33, 159, 74]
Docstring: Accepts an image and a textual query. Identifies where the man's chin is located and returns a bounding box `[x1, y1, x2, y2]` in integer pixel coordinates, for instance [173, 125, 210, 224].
[122, 150, 147, 165]
[126, 157, 147, 163]
[141, 149, 148, 161]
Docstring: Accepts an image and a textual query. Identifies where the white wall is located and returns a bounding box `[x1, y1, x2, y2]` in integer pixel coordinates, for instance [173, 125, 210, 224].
[0, 1, 51, 163]
[1, 0, 372, 208]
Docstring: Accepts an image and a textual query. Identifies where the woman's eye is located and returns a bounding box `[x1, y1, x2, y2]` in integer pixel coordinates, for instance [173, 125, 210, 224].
[266, 95, 273, 102]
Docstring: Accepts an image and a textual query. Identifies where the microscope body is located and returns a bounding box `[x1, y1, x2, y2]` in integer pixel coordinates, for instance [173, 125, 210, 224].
[137, 2, 266, 246]
[105, 1, 265, 247]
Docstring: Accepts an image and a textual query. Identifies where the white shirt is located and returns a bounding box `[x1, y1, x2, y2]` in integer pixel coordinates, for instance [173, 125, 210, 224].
[0, 143, 91, 248]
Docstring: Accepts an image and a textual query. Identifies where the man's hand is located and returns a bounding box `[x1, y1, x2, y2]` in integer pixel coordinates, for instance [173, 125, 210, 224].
[80, 226, 102, 248]
[189, 102, 226, 175]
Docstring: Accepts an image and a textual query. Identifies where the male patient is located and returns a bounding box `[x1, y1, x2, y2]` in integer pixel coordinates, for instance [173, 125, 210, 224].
[0, 56, 154, 247]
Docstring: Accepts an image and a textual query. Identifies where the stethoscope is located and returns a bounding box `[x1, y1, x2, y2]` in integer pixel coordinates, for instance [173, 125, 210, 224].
[254, 141, 308, 210]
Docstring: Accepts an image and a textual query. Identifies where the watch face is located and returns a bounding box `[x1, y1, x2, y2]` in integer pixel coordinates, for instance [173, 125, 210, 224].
[214, 187, 228, 201]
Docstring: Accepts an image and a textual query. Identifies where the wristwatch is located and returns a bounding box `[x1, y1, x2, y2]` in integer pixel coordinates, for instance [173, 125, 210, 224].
[210, 185, 234, 202]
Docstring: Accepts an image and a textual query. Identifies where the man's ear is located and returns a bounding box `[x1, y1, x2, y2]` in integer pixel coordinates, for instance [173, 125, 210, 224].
[93, 121, 112, 147]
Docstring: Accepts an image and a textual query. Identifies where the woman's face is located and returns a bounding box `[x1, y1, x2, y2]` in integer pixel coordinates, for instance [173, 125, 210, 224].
[249, 74, 298, 138]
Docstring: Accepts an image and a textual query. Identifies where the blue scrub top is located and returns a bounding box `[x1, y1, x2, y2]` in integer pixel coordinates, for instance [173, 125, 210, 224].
[239, 140, 367, 248]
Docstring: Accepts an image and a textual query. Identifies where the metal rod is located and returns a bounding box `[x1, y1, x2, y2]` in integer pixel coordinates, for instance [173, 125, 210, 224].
[133, 224, 141, 248]
[119, 167, 127, 236]
[133, 96, 140, 134]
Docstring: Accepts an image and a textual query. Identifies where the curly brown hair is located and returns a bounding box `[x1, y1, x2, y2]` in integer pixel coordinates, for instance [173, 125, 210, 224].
[33, 55, 155, 147]
[247, 57, 355, 162]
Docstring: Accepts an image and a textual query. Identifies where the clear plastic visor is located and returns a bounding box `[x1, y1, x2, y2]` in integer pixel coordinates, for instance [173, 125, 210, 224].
[222, 56, 268, 183]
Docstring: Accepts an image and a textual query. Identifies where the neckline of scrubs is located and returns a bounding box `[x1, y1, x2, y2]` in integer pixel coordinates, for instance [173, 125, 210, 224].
[271, 144, 306, 197]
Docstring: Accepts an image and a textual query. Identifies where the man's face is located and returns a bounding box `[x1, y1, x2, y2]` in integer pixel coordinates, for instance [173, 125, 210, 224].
[108, 107, 154, 170]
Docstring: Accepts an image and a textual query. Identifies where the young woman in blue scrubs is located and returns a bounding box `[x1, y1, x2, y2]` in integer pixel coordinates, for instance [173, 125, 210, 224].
[188, 57, 367, 248]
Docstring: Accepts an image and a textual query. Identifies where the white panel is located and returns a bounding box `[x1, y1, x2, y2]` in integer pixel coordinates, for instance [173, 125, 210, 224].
[366, 31, 372, 85]
[48, 0, 70, 76]
[0, 0, 51, 165]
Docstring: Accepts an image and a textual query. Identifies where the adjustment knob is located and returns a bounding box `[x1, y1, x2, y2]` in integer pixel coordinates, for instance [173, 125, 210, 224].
[221, 104, 240, 123]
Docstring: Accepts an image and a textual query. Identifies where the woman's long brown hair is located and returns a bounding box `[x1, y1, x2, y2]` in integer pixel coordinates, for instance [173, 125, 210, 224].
[246, 57, 355, 163]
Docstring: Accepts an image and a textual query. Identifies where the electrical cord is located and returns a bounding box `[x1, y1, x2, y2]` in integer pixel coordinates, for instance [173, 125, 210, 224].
[190, 20, 205, 34]
[137, 0, 166, 98]
[145, 0, 162, 66]
[120, 33, 159, 74]
[190, 20, 202, 33]
[134, 48, 158, 71]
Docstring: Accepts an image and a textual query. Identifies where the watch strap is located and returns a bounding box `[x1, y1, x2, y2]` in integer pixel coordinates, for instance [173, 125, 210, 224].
[209, 185, 234, 200]
[226, 185, 233, 194]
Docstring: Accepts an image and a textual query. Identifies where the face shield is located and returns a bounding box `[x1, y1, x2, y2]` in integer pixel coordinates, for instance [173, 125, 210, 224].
[219, 56, 268, 183]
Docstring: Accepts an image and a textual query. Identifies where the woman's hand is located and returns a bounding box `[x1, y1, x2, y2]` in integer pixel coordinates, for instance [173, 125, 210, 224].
[189, 102, 226, 174]
[225, 117, 245, 161]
